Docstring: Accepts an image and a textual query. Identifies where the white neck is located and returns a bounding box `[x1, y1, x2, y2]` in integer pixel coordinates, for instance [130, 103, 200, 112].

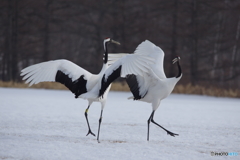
[99, 63, 108, 75]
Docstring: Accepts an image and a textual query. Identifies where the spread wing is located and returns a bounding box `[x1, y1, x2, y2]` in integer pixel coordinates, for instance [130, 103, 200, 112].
[107, 40, 167, 100]
[20, 59, 92, 98]
[134, 40, 166, 79]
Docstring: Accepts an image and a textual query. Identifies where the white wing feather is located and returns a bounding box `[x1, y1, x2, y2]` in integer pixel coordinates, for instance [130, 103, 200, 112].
[104, 54, 155, 80]
[109, 40, 166, 79]
[134, 40, 166, 79]
[20, 59, 92, 86]
[107, 53, 129, 66]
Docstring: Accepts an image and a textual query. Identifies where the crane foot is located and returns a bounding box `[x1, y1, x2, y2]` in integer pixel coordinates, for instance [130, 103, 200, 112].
[86, 130, 96, 136]
[167, 131, 179, 137]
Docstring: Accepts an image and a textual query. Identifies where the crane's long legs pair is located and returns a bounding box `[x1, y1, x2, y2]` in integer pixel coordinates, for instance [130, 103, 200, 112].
[84, 106, 103, 143]
[84, 105, 96, 136]
[147, 110, 179, 141]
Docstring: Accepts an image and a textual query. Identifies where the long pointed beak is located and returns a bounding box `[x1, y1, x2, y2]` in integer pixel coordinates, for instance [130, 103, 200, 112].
[111, 40, 121, 45]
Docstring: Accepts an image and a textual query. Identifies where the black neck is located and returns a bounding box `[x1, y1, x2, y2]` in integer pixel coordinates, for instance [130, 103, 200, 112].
[176, 61, 182, 78]
[104, 42, 108, 64]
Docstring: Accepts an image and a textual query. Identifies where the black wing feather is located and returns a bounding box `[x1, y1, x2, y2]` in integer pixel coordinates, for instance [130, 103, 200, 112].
[126, 74, 144, 100]
[55, 70, 87, 98]
[98, 65, 122, 97]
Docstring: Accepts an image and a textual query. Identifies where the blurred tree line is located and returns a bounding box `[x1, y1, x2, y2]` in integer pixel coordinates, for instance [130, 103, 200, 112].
[0, 0, 239, 89]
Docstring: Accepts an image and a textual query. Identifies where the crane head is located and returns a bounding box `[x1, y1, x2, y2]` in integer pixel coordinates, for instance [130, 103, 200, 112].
[104, 37, 120, 45]
[172, 56, 181, 64]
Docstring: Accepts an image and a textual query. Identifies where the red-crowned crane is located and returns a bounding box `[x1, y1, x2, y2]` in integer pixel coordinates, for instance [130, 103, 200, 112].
[99, 40, 182, 141]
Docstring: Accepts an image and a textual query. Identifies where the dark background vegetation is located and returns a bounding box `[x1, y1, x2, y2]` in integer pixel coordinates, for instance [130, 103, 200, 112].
[1, 0, 240, 90]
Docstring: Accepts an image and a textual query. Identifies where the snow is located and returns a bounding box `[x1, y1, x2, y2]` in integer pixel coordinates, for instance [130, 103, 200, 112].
[0, 87, 240, 160]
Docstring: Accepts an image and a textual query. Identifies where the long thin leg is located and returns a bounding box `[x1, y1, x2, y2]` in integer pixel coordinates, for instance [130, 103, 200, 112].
[97, 110, 103, 143]
[151, 111, 178, 137]
[147, 111, 154, 141]
[84, 105, 95, 136]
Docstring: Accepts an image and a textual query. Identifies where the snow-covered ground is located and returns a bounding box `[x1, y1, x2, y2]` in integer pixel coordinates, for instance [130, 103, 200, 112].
[0, 88, 240, 160]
